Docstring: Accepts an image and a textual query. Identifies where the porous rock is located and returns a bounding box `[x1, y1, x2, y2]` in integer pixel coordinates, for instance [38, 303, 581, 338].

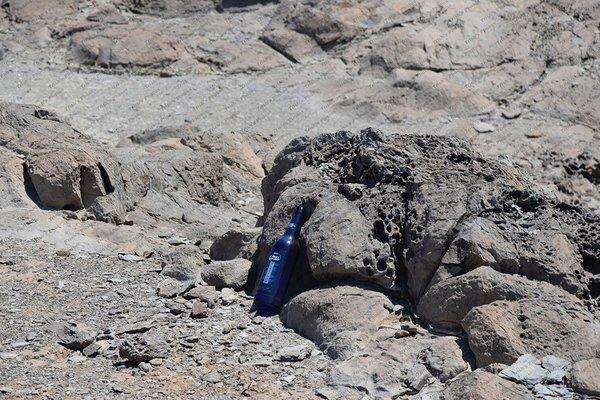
[256, 129, 599, 385]
[257, 129, 597, 302]
[259, 129, 598, 299]
[463, 297, 600, 367]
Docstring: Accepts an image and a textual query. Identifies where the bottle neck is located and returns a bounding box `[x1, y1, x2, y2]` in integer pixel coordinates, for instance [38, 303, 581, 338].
[283, 206, 304, 237]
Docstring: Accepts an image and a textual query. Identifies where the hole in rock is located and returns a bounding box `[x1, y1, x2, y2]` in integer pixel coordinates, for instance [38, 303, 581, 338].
[98, 163, 115, 194]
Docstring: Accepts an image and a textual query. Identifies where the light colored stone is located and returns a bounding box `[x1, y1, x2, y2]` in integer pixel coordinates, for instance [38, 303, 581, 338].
[499, 354, 548, 388]
[202, 258, 251, 290]
[276, 345, 311, 362]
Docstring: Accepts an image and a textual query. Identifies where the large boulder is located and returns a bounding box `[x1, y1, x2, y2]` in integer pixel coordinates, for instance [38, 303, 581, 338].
[262, 1, 362, 56]
[463, 297, 600, 367]
[417, 266, 575, 329]
[209, 227, 261, 261]
[280, 284, 394, 359]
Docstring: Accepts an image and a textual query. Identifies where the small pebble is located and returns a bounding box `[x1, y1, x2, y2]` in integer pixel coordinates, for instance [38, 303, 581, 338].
[473, 122, 495, 133]
[139, 362, 152, 373]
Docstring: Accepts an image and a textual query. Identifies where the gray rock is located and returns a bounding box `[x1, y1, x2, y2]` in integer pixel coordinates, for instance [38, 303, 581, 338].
[67, 352, 88, 364]
[138, 362, 152, 373]
[82, 340, 110, 357]
[201, 258, 251, 290]
[473, 121, 495, 133]
[423, 337, 469, 382]
[119, 333, 171, 365]
[499, 354, 549, 388]
[0, 46, 6, 61]
[202, 371, 222, 383]
[220, 288, 237, 305]
[405, 363, 432, 392]
[183, 285, 218, 308]
[276, 345, 311, 362]
[156, 277, 192, 298]
[533, 384, 573, 399]
[541, 355, 570, 383]
[569, 358, 600, 396]
[56, 322, 96, 351]
[118, 253, 143, 262]
[209, 227, 261, 261]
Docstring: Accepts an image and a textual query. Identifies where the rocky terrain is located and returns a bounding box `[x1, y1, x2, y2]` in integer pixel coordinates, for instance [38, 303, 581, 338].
[0, 0, 599, 399]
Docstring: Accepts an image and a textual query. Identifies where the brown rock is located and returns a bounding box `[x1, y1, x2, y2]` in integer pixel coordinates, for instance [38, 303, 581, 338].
[418, 266, 574, 329]
[0, 102, 128, 223]
[123, 0, 215, 17]
[190, 300, 210, 319]
[5, 0, 76, 22]
[70, 26, 187, 68]
[569, 358, 600, 396]
[182, 285, 218, 308]
[463, 297, 600, 367]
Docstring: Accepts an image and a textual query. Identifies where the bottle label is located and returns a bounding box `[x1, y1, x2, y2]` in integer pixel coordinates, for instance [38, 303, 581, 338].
[263, 253, 281, 284]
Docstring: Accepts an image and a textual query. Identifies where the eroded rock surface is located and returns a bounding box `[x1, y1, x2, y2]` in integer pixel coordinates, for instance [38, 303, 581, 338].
[259, 128, 598, 397]
[258, 129, 598, 300]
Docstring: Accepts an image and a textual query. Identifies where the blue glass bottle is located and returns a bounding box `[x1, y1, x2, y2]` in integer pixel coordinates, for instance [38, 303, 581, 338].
[253, 205, 305, 315]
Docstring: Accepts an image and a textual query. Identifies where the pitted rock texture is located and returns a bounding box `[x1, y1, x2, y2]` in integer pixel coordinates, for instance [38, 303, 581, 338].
[259, 128, 600, 372]
[258, 128, 598, 300]
[463, 296, 600, 367]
